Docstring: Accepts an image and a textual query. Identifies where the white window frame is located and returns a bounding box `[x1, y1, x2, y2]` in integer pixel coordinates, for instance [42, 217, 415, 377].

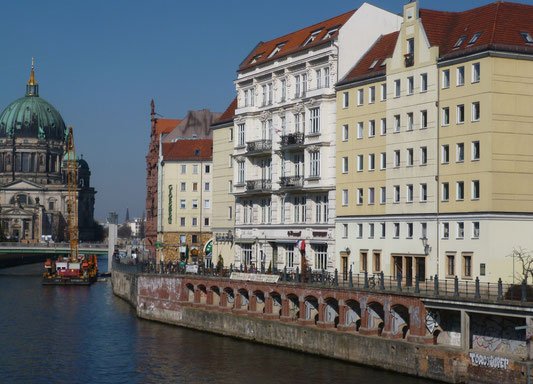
[407, 76, 414, 95]
[368, 120, 375, 137]
[472, 62, 480, 83]
[420, 73, 428, 92]
[357, 89, 364, 106]
[368, 187, 375, 205]
[472, 141, 480, 161]
[309, 151, 320, 177]
[380, 152, 386, 170]
[442, 144, 449, 163]
[457, 104, 465, 124]
[420, 146, 427, 166]
[456, 143, 464, 162]
[406, 184, 413, 203]
[341, 157, 348, 173]
[394, 79, 401, 97]
[442, 107, 450, 126]
[380, 187, 386, 205]
[472, 102, 480, 122]
[380, 83, 387, 101]
[342, 189, 349, 206]
[421, 110, 428, 129]
[357, 154, 363, 172]
[342, 92, 349, 108]
[368, 153, 375, 171]
[393, 185, 400, 203]
[342, 124, 349, 141]
[357, 122, 363, 139]
[456, 181, 464, 201]
[457, 66, 465, 86]
[472, 180, 480, 200]
[420, 183, 428, 202]
[394, 115, 400, 133]
[442, 182, 449, 201]
[309, 107, 320, 134]
[380, 118, 387, 135]
[394, 150, 400, 167]
[442, 69, 450, 89]
[407, 148, 414, 167]
[369, 86, 375, 103]
[357, 188, 364, 205]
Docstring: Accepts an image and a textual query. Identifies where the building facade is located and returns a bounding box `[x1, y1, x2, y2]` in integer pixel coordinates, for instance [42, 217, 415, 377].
[336, 0, 533, 283]
[231, 4, 401, 272]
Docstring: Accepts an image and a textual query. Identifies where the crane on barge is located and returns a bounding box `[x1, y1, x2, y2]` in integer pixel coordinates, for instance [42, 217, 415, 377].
[42, 127, 98, 285]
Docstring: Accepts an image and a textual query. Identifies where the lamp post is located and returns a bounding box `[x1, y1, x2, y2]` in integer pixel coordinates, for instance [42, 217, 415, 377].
[421, 236, 431, 256]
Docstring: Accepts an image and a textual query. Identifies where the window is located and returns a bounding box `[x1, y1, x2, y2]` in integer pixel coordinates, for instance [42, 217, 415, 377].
[457, 222, 465, 239]
[443, 223, 450, 239]
[229, 155, 233, 168]
[468, 32, 482, 45]
[357, 122, 363, 139]
[261, 199, 272, 224]
[229, 128, 233, 142]
[341, 157, 348, 173]
[472, 102, 480, 121]
[457, 66, 465, 86]
[304, 29, 321, 46]
[420, 146, 427, 165]
[380, 222, 386, 238]
[421, 110, 428, 129]
[472, 141, 480, 161]
[342, 189, 348, 206]
[360, 251, 368, 272]
[237, 161, 245, 184]
[420, 183, 428, 202]
[472, 222, 480, 238]
[357, 154, 363, 172]
[205, 164, 211, 174]
[369, 86, 375, 103]
[407, 148, 414, 166]
[421, 222, 427, 238]
[357, 223, 363, 238]
[521, 32, 533, 44]
[442, 182, 449, 201]
[394, 115, 400, 133]
[368, 187, 375, 205]
[202, 217, 209, 226]
[238, 123, 245, 147]
[294, 73, 307, 98]
[228, 180, 233, 193]
[380, 83, 387, 101]
[407, 76, 414, 95]
[342, 224, 348, 238]
[294, 112, 304, 132]
[393, 223, 400, 238]
[369, 223, 375, 238]
[442, 69, 450, 88]
[228, 206, 233, 220]
[394, 79, 401, 97]
[285, 245, 294, 268]
[342, 124, 349, 141]
[463, 253, 472, 278]
[368, 120, 375, 137]
[472, 180, 480, 200]
[309, 107, 320, 134]
[380, 187, 386, 204]
[244, 88, 255, 107]
[243, 201, 253, 224]
[192, 199, 198, 209]
[342, 92, 349, 108]
[180, 217, 185, 226]
[457, 143, 464, 162]
[380, 118, 387, 135]
[393, 185, 400, 203]
[193, 182, 198, 192]
[242, 244, 253, 266]
[293, 196, 306, 223]
[192, 217, 198, 226]
[261, 83, 273, 106]
[180, 182, 186, 192]
[204, 182, 210, 191]
[368, 153, 375, 171]
[454, 35, 466, 48]
[447, 253, 455, 276]
[180, 199, 186, 209]
[472, 62, 480, 83]
[204, 199, 211, 209]
[442, 107, 450, 126]
[420, 73, 428, 92]
[406, 184, 413, 203]
[457, 104, 465, 124]
[407, 112, 414, 131]
[394, 150, 400, 167]
[280, 79, 287, 102]
[181, 164, 187, 174]
[456, 181, 464, 200]
[407, 223, 413, 239]
[357, 89, 364, 105]
[373, 252, 381, 272]
[380, 152, 386, 170]
[309, 151, 320, 177]
[357, 188, 363, 205]
[442, 144, 449, 163]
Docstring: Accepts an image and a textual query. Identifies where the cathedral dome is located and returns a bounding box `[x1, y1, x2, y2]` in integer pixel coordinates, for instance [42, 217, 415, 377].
[0, 64, 66, 141]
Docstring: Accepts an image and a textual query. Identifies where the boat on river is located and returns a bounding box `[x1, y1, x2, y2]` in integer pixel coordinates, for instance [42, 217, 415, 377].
[42, 255, 98, 285]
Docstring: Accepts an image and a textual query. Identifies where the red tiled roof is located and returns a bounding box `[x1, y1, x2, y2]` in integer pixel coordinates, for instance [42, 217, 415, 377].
[338, 31, 399, 86]
[162, 139, 212, 161]
[155, 119, 181, 135]
[213, 97, 237, 126]
[239, 9, 356, 71]
[338, 1, 533, 86]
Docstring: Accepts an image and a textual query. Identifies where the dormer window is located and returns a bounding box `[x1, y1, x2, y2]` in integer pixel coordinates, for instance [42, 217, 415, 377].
[303, 29, 322, 46]
[323, 27, 339, 40]
[521, 32, 533, 44]
[369, 59, 379, 70]
[250, 54, 263, 64]
[468, 32, 482, 45]
[268, 43, 286, 58]
[453, 35, 466, 49]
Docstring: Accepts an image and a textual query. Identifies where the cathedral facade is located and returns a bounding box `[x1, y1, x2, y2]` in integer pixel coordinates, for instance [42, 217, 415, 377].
[0, 65, 97, 242]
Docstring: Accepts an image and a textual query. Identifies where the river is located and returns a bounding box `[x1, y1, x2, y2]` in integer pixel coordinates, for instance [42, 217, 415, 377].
[0, 259, 438, 384]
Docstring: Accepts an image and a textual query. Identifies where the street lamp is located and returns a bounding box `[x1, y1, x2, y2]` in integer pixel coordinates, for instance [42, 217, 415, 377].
[421, 236, 431, 256]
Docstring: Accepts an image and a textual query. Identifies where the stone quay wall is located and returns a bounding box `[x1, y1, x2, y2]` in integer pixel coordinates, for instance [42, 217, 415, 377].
[112, 269, 532, 384]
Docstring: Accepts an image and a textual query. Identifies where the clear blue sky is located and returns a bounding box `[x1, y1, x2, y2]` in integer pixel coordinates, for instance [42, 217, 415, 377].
[0, 0, 517, 221]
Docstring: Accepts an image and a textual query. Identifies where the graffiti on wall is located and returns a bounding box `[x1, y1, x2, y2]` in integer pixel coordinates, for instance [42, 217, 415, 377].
[469, 352, 509, 370]
[471, 314, 526, 356]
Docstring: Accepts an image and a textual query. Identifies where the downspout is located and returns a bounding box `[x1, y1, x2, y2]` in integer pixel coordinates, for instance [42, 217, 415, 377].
[436, 65, 441, 277]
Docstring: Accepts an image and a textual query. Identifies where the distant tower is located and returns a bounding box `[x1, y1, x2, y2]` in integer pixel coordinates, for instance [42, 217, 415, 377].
[125, 207, 130, 223]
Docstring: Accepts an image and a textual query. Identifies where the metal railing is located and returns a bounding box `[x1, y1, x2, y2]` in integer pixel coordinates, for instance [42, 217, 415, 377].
[280, 132, 304, 147]
[246, 140, 272, 154]
[246, 179, 272, 192]
[279, 176, 304, 189]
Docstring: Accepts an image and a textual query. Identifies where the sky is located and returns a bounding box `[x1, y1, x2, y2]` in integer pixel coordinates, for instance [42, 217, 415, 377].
[0, 0, 523, 222]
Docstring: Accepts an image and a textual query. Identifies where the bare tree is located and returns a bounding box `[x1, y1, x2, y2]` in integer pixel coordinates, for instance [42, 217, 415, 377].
[508, 247, 533, 283]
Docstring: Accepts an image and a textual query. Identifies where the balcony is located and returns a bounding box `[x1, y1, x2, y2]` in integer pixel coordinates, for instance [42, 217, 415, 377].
[246, 179, 272, 193]
[280, 132, 305, 148]
[404, 53, 414, 67]
[279, 176, 304, 189]
[246, 140, 272, 156]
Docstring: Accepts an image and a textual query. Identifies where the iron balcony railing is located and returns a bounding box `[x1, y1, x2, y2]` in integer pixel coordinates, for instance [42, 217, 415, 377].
[279, 176, 304, 189]
[246, 179, 272, 192]
[280, 132, 305, 147]
[246, 140, 272, 154]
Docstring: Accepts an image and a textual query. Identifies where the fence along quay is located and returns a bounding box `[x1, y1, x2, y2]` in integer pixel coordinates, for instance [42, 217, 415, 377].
[112, 261, 533, 383]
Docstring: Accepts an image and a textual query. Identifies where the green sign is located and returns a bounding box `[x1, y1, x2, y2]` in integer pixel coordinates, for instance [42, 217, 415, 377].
[203, 239, 213, 257]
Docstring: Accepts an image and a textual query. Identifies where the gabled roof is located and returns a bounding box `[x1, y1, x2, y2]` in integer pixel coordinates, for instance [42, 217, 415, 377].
[212, 97, 237, 127]
[163, 110, 221, 142]
[155, 119, 181, 135]
[239, 9, 356, 71]
[422, 1, 533, 60]
[337, 31, 399, 86]
[162, 139, 213, 161]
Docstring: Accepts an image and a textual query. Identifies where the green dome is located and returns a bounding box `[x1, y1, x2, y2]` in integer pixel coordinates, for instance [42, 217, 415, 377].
[0, 94, 66, 141]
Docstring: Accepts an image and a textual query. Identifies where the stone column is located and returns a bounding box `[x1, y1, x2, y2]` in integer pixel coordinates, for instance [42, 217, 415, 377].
[206, 290, 214, 306]
[461, 310, 470, 351]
